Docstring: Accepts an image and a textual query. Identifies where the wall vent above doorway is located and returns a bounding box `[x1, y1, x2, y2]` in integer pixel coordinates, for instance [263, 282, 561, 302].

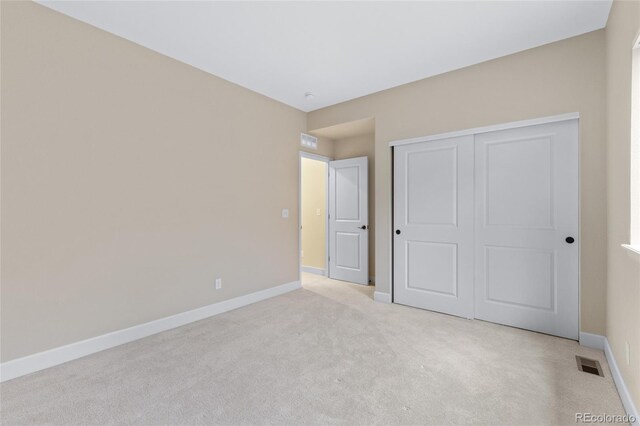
[575, 355, 604, 377]
[301, 133, 318, 150]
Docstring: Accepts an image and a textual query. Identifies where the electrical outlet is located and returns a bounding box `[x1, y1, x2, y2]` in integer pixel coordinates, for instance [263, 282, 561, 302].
[215, 278, 222, 290]
[316, 208, 321, 216]
[626, 342, 630, 365]
[282, 208, 289, 218]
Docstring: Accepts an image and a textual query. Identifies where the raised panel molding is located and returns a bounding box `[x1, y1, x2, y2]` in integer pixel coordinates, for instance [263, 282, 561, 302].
[406, 240, 458, 297]
[485, 245, 555, 311]
[484, 136, 554, 229]
[406, 146, 458, 226]
[335, 232, 360, 269]
[335, 166, 360, 221]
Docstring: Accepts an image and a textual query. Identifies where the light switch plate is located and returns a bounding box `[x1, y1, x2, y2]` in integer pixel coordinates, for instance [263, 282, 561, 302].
[282, 208, 289, 218]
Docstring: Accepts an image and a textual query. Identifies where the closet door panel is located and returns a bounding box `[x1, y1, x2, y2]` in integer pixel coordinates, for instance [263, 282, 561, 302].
[474, 120, 579, 340]
[393, 136, 474, 319]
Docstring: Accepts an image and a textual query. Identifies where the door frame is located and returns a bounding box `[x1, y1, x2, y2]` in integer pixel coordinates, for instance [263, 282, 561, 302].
[388, 112, 581, 338]
[298, 151, 331, 280]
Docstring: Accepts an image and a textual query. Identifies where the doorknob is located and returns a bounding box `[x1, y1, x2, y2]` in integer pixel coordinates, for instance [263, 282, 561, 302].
[395, 229, 401, 235]
[565, 236, 575, 244]
[359, 225, 368, 230]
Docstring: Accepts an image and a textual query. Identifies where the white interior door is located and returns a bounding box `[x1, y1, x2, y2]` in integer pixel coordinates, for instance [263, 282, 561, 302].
[474, 119, 579, 339]
[329, 157, 368, 285]
[393, 136, 475, 318]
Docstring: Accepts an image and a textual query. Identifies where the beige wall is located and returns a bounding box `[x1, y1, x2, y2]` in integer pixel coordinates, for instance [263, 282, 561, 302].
[0, 2, 306, 362]
[333, 134, 375, 279]
[301, 158, 327, 271]
[308, 30, 608, 335]
[605, 0, 640, 410]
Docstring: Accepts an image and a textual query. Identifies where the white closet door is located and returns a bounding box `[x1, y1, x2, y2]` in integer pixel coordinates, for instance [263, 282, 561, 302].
[393, 136, 475, 318]
[474, 120, 579, 339]
[329, 157, 369, 285]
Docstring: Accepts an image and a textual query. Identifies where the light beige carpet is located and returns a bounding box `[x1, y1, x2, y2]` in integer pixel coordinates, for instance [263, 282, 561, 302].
[0, 273, 626, 425]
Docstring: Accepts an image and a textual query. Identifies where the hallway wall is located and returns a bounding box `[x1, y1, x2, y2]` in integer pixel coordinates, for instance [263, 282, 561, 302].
[301, 158, 327, 272]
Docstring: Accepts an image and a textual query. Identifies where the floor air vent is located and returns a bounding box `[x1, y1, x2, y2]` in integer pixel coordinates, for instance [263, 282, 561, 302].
[575, 356, 604, 377]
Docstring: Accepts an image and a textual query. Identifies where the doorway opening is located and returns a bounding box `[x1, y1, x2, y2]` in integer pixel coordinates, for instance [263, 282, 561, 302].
[300, 117, 376, 287]
[299, 152, 330, 277]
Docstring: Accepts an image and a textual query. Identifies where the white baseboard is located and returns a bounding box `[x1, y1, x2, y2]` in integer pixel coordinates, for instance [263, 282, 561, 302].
[374, 291, 391, 303]
[0, 280, 301, 383]
[301, 266, 326, 276]
[605, 338, 639, 426]
[580, 332, 639, 425]
[579, 332, 606, 350]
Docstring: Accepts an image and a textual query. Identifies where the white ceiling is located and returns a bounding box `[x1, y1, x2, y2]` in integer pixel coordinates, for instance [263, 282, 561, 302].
[38, 1, 612, 112]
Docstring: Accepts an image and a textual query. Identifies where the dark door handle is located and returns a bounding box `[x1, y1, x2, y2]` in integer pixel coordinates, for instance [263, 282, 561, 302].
[565, 236, 575, 244]
[395, 229, 401, 235]
[359, 225, 367, 230]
